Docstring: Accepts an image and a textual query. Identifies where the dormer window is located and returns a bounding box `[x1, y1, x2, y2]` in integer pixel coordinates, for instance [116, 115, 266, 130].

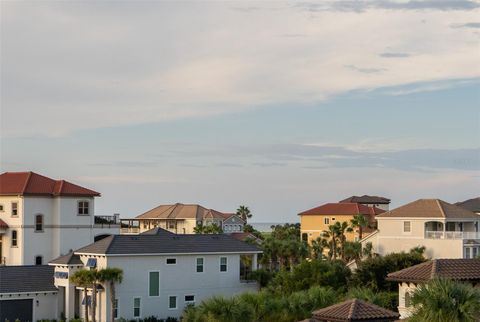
[78, 201, 89, 215]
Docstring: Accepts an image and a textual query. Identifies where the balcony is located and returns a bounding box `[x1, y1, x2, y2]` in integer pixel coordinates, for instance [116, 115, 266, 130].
[120, 227, 140, 234]
[94, 215, 120, 228]
[425, 230, 480, 240]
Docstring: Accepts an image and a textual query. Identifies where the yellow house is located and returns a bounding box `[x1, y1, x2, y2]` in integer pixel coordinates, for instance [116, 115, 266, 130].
[299, 202, 385, 245]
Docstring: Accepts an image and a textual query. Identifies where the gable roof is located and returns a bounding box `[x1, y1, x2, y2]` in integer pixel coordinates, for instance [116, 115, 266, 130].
[311, 298, 399, 321]
[455, 197, 480, 213]
[75, 230, 261, 255]
[0, 265, 57, 293]
[340, 195, 391, 204]
[136, 203, 228, 220]
[376, 199, 480, 219]
[387, 259, 480, 283]
[49, 251, 83, 265]
[299, 203, 385, 216]
[0, 172, 100, 197]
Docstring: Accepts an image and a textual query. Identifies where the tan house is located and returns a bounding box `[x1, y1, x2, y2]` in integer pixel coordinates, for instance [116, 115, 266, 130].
[363, 199, 480, 259]
[387, 258, 480, 319]
[299, 202, 385, 244]
[120, 203, 245, 234]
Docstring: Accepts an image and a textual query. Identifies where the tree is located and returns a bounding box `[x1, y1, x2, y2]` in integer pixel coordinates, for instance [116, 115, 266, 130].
[344, 241, 362, 264]
[310, 237, 327, 260]
[236, 206, 252, 223]
[98, 268, 123, 322]
[350, 214, 370, 240]
[193, 223, 223, 234]
[410, 278, 480, 322]
[70, 269, 95, 322]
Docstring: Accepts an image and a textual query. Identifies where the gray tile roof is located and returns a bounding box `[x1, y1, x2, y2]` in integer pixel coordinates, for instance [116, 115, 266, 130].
[0, 265, 57, 293]
[340, 195, 391, 204]
[49, 251, 83, 265]
[456, 197, 480, 213]
[75, 231, 262, 255]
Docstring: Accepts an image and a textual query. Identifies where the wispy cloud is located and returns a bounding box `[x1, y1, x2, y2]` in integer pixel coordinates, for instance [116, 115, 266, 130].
[379, 52, 411, 58]
[345, 65, 387, 74]
[451, 22, 480, 28]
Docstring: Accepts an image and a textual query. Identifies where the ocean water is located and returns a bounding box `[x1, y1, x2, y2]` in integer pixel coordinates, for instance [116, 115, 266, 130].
[250, 222, 298, 232]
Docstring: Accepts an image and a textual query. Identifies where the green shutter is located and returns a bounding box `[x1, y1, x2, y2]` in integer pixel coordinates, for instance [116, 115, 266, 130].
[149, 272, 159, 296]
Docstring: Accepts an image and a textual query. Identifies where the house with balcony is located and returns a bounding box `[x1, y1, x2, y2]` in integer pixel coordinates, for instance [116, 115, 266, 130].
[120, 203, 245, 234]
[0, 171, 120, 265]
[362, 199, 480, 259]
[49, 228, 261, 321]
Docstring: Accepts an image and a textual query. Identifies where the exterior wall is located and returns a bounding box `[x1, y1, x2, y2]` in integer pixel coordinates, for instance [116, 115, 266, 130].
[0, 196, 24, 265]
[300, 214, 359, 244]
[0, 293, 58, 320]
[138, 219, 197, 234]
[397, 282, 416, 319]
[222, 216, 245, 233]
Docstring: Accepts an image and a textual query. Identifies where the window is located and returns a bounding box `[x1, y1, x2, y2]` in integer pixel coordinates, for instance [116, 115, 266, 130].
[82, 295, 92, 306]
[133, 297, 141, 317]
[11, 230, 17, 247]
[35, 255, 43, 265]
[473, 247, 478, 258]
[331, 217, 336, 221]
[220, 257, 227, 272]
[166, 258, 176, 265]
[78, 201, 89, 215]
[403, 221, 411, 233]
[168, 296, 177, 309]
[196, 258, 204, 273]
[168, 220, 176, 229]
[86, 258, 97, 268]
[184, 295, 195, 304]
[301, 233, 308, 242]
[113, 299, 118, 318]
[35, 214, 43, 232]
[324, 218, 330, 225]
[0, 204, 4, 212]
[465, 247, 471, 259]
[149, 272, 159, 296]
[405, 292, 411, 307]
[12, 202, 18, 216]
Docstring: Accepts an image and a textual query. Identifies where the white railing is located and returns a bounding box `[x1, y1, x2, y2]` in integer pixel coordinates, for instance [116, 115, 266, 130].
[425, 230, 480, 240]
[120, 227, 140, 234]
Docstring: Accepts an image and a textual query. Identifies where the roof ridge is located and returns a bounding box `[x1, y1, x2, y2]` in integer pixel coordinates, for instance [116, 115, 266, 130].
[431, 259, 438, 278]
[104, 235, 116, 254]
[21, 171, 33, 194]
[436, 199, 446, 218]
[348, 299, 358, 318]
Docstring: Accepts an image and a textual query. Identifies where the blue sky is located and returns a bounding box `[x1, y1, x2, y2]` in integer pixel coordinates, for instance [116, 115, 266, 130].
[1, 1, 479, 222]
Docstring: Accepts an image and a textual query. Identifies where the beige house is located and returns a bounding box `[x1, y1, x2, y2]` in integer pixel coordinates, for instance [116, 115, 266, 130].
[362, 199, 480, 259]
[120, 203, 245, 234]
[387, 258, 480, 319]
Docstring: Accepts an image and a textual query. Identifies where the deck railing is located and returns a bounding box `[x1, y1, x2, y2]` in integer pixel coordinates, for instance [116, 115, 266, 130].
[425, 230, 480, 240]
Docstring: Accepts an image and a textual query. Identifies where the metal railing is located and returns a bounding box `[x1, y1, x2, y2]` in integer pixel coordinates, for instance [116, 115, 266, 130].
[425, 230, 480, 240]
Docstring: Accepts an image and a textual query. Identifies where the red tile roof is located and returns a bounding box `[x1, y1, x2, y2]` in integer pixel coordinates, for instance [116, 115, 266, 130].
[136, 203, 228, 220]
[0, 219, 8, 229]
[311, 299, 399, 321]
[0, 172, 100, 197]
[387, 259, 480, 283]
[298, 202, 385, 216]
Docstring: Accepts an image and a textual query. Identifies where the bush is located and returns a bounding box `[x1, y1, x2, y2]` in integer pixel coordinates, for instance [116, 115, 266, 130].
[249, 268, 275, 287]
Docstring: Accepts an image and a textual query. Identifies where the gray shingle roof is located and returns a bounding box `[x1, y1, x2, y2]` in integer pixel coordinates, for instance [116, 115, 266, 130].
[455, 197, 480, 213]
[0, 265, 57, 293]
[75, 231, 262, 255]
[49, 251, 83, 265]
[340, 195, 391, 204]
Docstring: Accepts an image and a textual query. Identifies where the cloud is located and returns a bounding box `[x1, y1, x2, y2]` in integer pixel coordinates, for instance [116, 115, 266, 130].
[451, 22, 480, 28]
[379, 52, 411, 58]
[345, 65, 387, 74]
[296, 1, 480, 12]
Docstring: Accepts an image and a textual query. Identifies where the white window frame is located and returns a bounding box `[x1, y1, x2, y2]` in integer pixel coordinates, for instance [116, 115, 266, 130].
[148, 271, 160, 297]
[34, 214, 44, 232]
[166, 258, 177, 265]
[403, 221, 411, 233]
[113, 298, 119, 318]
[11, 202, 18, 217]
[196, 257, 204, 273]
[11, 230, 18, 247]
[220, 256, 227, 272]
[184, 294, 196, 305]
[324, 218, 329, 225]
[168, 295, 177, 310]
[78, 200, 90, 215]
[133, 297, 141, 318]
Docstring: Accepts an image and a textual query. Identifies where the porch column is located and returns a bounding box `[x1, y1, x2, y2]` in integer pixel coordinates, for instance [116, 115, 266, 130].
[65, 284, 76, 319]
[252, 254, 258, 271]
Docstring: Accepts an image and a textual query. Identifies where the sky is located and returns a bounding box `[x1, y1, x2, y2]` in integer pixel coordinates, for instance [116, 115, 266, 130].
[1, 0, 479, 222]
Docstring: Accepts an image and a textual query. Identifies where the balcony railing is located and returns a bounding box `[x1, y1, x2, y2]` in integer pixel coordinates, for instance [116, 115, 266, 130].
[425, 230, 480, 240]
[120, 227, 140, 234]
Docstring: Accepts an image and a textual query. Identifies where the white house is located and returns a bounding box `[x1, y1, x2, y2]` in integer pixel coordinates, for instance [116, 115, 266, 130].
[386, 258, 480, 319]
[120, 203, 245, 235]
[0, 171, 120, 265]
[50, 228, 261, 321]
[361, 199, 480, 259]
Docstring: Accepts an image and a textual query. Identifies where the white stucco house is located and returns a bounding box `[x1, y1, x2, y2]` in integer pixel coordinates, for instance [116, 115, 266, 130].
[361, 199, 480, 259]
[50, 228, 261, 321]
[0, 171, 120, 266]
[120, 203, 245, 235]
[386, 258, 480, 319]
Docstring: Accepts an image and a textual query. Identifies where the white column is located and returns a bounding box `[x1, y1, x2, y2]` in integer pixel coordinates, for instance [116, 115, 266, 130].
[252, 254, 258, 271]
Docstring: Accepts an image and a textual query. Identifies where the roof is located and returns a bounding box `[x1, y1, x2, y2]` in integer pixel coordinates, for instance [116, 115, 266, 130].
[0, 172, 100, 197]
[311, 299, 399, 322]
[299, 203, 385, 216]
[387, 259, 480, 283]
[340, 195, 391, 204]
[140, 227, 176, 235]
[75, 230, 262, 255]
[0, 218, 8, 229]
[376, 199, 480, 219]
[136, 203, 228, 220]
[49, 251, 83, 265]
[455, 197, 480, 213]
[0, 265, 57, 293]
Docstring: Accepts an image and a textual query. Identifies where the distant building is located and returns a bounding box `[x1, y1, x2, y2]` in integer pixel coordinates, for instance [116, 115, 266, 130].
[50, 229, 261, 321]
[298, 202, 385, 244]
[363, 199, 480, 259]
[387, 258, 480, 319]
[120, 203, 245, 234]
[0, 171, 119, 266]
[455, 197, 480, 214]
[340, 195, 391, 211]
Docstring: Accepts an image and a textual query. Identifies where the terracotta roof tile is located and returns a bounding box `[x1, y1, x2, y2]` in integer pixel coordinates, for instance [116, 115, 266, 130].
[387, 259, 480, 283]
[136, 203, 229, 220]
[376, 199, 479, 219]
[311, 299, 399, 321]
[298, 203, 385, 216]
[0, 172, 100, 197]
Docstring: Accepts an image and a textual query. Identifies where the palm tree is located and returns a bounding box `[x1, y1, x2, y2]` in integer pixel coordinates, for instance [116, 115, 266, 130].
[344, 241, 362, 264]
[70, 269, 95, 322]
[310, 237, 327, 260]
[350, 214, 369, 240]
[236, 205, 252, 223]
[362, 242, 374, 259]
[98, 268, 123, 322]
[322, 225, 338, 260]
[410, 278, 480, 322]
